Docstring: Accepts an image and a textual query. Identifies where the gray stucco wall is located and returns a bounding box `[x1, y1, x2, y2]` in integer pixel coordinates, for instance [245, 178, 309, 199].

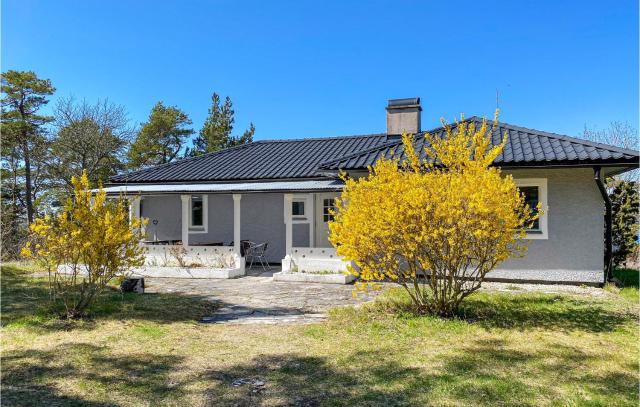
[141, 195, 182, 241]
[189, 194, 235, 246]
[491, 168, 604, 283]
[188, 193, 287, 263]
[239, 193, 286, 263]
[140, 193, 299, 263]
[139, 167, 605, 283]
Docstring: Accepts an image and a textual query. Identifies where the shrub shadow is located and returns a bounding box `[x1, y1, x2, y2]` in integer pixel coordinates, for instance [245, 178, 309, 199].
[1, 343, 187, 406]
[457, 294, 635, 332]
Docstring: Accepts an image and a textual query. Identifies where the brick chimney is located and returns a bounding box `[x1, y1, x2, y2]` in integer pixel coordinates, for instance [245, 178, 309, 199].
[386, 97, 422, 139]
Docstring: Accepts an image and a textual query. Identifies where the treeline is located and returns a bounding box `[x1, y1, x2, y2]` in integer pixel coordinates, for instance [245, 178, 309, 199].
[1, 70, 255, 259]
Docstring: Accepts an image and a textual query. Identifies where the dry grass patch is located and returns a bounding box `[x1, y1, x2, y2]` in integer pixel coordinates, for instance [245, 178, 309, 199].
[2, 264, 638, 406]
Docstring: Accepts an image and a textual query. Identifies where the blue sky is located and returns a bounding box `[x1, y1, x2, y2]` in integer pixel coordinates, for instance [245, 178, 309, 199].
[3, 0, 638, 142]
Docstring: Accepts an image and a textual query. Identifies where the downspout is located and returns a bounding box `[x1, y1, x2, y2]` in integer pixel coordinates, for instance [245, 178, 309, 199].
[593, 167, 613, 282]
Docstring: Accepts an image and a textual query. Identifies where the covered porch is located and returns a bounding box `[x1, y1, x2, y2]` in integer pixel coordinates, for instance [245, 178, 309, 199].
[104, 180, 349, 278]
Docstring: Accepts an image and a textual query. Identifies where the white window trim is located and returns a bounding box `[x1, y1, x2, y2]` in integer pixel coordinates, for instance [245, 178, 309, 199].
[289, 195, 311, 224]
[515, 178, 548, 240]
[189, 194, 208, 233]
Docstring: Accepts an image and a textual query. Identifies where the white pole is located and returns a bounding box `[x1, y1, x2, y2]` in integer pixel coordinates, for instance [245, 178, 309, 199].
[180, 195, 190, 246]
[233, 194, 242, 257]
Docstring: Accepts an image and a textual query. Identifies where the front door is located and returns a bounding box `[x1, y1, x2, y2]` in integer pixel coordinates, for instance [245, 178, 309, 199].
[314, 193, 339, 248]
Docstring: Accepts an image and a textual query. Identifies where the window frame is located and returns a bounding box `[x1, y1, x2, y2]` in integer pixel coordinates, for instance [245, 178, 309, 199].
[288, 195, 311, 224]
[292, 199, 307, 220]
[515, 178, 548, 240]
[188, 194, 208, 233]
[322, 197, 336, 223]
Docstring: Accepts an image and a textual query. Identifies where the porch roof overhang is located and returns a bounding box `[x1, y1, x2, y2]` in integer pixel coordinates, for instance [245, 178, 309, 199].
[100, 179, 346, 195]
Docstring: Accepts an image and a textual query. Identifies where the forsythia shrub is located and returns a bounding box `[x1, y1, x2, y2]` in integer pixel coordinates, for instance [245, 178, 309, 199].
[22, 171, 146, 318]
[329, 113, 539, 316]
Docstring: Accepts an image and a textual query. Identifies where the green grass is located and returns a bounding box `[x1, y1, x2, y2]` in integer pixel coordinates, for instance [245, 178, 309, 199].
[2, 263, 638, 406]
[606, 268, 640, 302]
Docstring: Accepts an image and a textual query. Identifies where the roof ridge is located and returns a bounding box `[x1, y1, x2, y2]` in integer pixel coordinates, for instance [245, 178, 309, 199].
[489, 120, 639, 156]
[318, 117, 487, 168]
[253, 133, 386, 143]
[319, 117, 639, 169]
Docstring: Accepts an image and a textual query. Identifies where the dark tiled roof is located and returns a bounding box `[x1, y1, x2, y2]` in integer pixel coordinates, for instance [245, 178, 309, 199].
[319, 118, 639, 171]
[110, 134, 388, 183]
[111, 119, 639, 184]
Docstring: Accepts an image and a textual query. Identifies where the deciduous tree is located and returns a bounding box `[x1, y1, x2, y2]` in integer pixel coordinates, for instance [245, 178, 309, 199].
[329, 113, 538, 316]
[22, 171, 146, 318]
[582, 121, 639, 183]
[48, 96, 134, 189]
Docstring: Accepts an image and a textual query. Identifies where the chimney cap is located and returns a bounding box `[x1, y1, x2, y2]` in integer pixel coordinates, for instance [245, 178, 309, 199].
[387, 97, 421, 109]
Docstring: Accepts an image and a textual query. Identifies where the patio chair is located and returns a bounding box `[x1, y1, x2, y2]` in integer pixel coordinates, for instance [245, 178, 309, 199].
[229, 240, 254, 257]
[246, 242, 270, 271]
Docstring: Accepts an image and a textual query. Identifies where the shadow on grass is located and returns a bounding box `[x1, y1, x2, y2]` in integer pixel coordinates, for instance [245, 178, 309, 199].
[199, 339, 637, 406]
[3, 338, 637, 406]
[1, 264, 218, 331]
[1, 343, 186, 406]
[457, 293, 635, 332]
[613, 268, 639, 288]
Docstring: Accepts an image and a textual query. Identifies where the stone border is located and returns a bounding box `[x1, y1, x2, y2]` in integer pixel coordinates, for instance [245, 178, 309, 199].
[131, 266, 244, 279]
[272, 271, 355, 284]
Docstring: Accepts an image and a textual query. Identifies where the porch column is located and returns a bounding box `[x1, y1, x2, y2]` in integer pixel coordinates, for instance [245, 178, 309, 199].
[233, 194, 242, 256]
[284, 194, 293, 254]
[307, 193, 314, 247]
[128, 196, 141, 225]
[180, 194, 190, 246]
[282, 194, 293, 271]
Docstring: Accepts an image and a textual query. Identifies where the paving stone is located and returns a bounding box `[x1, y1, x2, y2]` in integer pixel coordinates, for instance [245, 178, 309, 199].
[144, 267, 380, 324]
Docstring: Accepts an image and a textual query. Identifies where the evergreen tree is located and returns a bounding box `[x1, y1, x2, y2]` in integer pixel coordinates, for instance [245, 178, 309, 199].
[1, 70, 55, 224]
[128, 102, 194, 169]
[191, 93, 255, 155]
[610, 181, 639, 267]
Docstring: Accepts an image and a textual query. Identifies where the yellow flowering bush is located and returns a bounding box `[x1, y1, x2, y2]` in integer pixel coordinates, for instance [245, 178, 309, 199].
[22, 171, 146, 318]
[329, 112, 539, 316]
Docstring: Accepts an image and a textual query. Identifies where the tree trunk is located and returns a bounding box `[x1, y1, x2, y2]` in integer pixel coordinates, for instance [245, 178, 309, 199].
[23, 140, 34, 224]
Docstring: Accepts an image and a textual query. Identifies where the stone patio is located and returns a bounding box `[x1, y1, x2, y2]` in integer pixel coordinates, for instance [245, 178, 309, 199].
[143, 266, 381, 324]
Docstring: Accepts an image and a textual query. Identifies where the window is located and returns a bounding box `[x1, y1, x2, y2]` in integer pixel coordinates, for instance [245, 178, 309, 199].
[515, 179, 548, 239]
[323, 198, 335, 222]
[292, 200, 305, 218]
[520, 186, 540, 231]
[189, 195, 207, 232]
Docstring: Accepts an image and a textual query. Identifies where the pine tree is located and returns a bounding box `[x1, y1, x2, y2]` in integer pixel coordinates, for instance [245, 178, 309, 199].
[191, 93, 255, 155]
[1, 70, 55, 224]
[610, 181, 639, 267]
[128, 102, 194, 169]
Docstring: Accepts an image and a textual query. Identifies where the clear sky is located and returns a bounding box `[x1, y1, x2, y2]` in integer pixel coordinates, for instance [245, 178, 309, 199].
[2, 0, 638, 142]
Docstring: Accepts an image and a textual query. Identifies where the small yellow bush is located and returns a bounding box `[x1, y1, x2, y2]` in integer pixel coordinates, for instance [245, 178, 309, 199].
[329, 112, 539, 316]
[22, 171, 146, 318]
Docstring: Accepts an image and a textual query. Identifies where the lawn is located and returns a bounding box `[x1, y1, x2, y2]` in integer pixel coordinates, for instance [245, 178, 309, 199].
[1, 263, 638, 406]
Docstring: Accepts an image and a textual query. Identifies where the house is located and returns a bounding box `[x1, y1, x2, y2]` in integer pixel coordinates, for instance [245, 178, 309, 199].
[104, 98, 639, 284]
